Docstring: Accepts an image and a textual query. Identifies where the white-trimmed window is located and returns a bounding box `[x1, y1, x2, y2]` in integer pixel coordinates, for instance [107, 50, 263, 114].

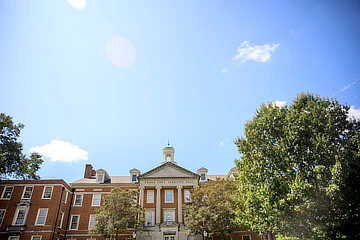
[31, 236, 42, 240]
[8, 237, 20, 240]
[0, 209, 6, 225]
[131, 174, 137, 182]
[42, 186, 53, 199]
[92, 194, 101, 206]
[57, 212, 64, 228]
[13, 207, 28, 225]
[36, 209, 48, 225]
[62, 191, 68, 204]
[88, 215, 97, 229]
[1, 186, 13, 199]
[74, 194, 83, 206]
[165, 190, 173, 203]
[97, 174, 104, 183]
[145, 210, 155, 226]
[22, 186, 33, 199]
[70, 215, 80, 230]
[164, 210, 175, 223]
[200, 173, 206, 181]
[184, 189, 191, 202]
[147, 190, 154, 203]
[242, 236, 251, 240]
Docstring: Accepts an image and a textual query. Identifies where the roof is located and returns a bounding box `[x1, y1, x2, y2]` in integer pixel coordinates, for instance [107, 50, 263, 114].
[71, 176, 132, 184]
[138, 162, 199, 179]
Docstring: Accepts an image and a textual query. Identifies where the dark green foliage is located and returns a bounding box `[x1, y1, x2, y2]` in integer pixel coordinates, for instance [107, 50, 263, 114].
[235, 93, 360, 239]
[0, 113, 43, 179]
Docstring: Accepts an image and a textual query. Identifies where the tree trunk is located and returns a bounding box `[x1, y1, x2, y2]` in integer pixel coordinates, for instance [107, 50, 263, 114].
[116, 228, 119, 240]
[268, 230, 276, 240]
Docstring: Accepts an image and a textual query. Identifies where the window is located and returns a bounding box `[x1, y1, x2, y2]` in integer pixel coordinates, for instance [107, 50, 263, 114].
[62, 191, 68, 204]
[97, 174, 104, 183]
[146, 211, 155, 226]
[14, 208, 28, 225]
[42, 186, 53, 199]
[1, 186, 13, 199]
[88, 215, 97, 229]
[31, 236, 42, 240]
[200, 173, 206, 181]
[147, 190, 154, 203]
[184, 189, 191, 202]
[57, 212, 64, 228]
[74, 194, 83, 206]
[131, 174, 137, 182]
[261, 234, 269, 240]
[165, 190, 173, 203]
[70, 215, 80, 230]
[0, 209, 5, 225]
[22, 186, 33, 199]
[92, 194, 101, 206]
[8, 237, 19, 240]
[242, 236, 251, 240]
[163, 210, 175, 224]
[36, 209, 48, 225]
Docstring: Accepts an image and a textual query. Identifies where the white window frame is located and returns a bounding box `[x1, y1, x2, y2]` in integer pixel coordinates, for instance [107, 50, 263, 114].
[1, 186, 13, 199]
[163, 209, 175, 223]
[35, 208, 48, 225]
[92, 194, 101, 206]
[0, 209, 6, 225]
[97, 174, 104, 183]
[22, 186, 33, 199]
[184, 189, 191, 202]
[74, 194, 83, 206]
[63, 191, 68, 204]
[12, 207, 28, 225]
[147, 190, 154, 203]
[165, 190, 173, 203]
[57, 211, 64, 228]
[145, 210, 155, 226]
[8, 237, 20, 240]
[42, 186, 53, 199]
[131, 174, 137, 182]
[31, 236, 42, 240]
[88, 214, 97, 229]
[242, 236, 251, 240]
[200, 173, 206, 181]
[70, 215, 80, 230]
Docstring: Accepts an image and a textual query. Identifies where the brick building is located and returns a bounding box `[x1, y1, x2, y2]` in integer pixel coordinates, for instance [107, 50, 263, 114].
[0, 144, 264, 240]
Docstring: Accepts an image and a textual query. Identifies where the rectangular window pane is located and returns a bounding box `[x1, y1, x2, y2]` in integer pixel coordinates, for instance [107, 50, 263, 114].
[2, 187, 13, 199]
[15, 209, 27, 225]
[23, 186, 33, 199]
[92, 194, 101, 206]
[146, 212, 153, 226]
[63, 191, 68, 204]
[57, 212, 64, 228]
[36, 209, 48, 225]
[9, 237, 19, 240]
[201, 173, 206, 181]
[0, 209, 5, 225]
[165, 190, 173, 202]
[43, 187, 52, 199]
[70, 216, 79, 229]
[131, 174, 137, 182]
[32, 236, 42, 240]
[184, 189, 191, 202]
[242, 236, 251, 240]
[74, 195, 82, 206]
[147, 190, 154, 203]
[97, 174, 103, 182]
[89, 215, 96, 229]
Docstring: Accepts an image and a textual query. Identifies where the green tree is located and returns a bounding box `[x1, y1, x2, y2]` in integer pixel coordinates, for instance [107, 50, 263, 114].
[184, 179, 238, 240]
[234, 93, 360, 239]
[0, 113, 43, 179]
[92, 188, 144, 239]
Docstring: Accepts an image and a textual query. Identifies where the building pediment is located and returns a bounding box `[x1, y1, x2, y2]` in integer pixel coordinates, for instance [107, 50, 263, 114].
[138, 162, 199, 179]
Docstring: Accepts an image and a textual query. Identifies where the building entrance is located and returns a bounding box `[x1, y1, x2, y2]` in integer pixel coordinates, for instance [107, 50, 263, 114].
[164, 235, 176, 240]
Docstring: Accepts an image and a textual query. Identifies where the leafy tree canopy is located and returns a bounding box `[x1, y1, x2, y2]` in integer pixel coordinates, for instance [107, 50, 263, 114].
[0, 113, 43, 179]
[184, 178, 238, 240]
[234, 93, 360, 239]
[92, 188, 144, 239]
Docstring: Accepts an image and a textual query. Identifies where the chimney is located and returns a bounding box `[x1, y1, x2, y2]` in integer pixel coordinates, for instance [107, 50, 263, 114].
[84, 164, 94, 178]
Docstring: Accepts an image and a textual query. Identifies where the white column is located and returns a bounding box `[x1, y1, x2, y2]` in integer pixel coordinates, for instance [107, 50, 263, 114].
[139, 187, 144, 207]
[177, 186, 183, 224]
[156, 186, 162, 224]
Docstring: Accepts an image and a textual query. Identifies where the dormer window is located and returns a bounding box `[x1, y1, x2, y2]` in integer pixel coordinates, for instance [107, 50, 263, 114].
[131, 174, 137, 182]
[201, 173, 206, 181]
[97, 174, 104, 183]
[197, 167, 208, 182]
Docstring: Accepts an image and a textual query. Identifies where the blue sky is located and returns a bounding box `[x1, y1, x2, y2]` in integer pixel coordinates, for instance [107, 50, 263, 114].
[1, 0, 359, 182]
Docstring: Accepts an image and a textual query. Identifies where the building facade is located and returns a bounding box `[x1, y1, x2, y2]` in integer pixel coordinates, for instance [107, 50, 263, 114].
[0, 145, 263, 240]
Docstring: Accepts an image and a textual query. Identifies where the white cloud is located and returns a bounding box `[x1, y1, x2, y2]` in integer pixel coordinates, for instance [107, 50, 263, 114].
[341, 79, 358, 92]
[67, 0, 86, 9]
[30, 140, 88, 162]
[273, 101, 287, 107]
[106, 36, 137, 68]
[222, 68, 229, 74]
[348, 106, 360, 120]
[219, 139, 230, 147]
[290, 31, 295, 36]
[233, 41, 280, 63]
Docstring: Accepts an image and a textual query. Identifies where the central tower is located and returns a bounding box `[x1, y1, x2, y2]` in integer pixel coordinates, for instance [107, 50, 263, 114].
[162, 141, 176, 164]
